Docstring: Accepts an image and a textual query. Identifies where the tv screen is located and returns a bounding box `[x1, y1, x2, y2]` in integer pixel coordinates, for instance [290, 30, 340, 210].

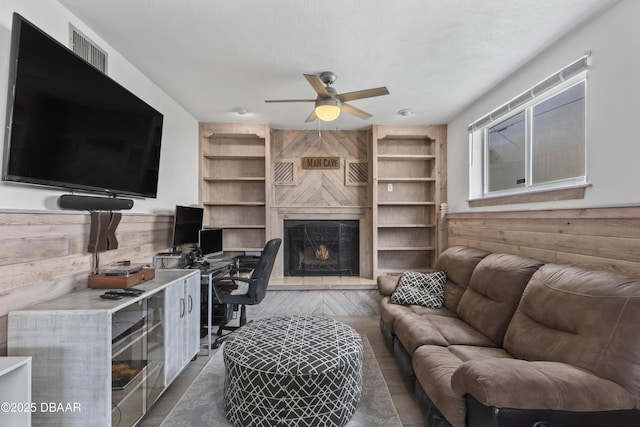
[171, 205, 203, 250]
[199, 228, 223, 258]
[2, 13, 164, 198]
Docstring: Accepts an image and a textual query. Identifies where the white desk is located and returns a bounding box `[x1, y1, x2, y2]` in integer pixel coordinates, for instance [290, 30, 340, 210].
[188, 260, 233, 355]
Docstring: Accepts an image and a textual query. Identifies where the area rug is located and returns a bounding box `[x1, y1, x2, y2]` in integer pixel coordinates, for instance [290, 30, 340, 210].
[160, 335, 402, 427]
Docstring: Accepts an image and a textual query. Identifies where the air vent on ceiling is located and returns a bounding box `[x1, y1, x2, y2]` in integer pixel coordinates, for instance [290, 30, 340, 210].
[69, 24, 108, 74]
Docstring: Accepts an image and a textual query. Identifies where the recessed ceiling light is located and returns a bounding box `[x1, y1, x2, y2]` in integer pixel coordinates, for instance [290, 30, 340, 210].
[234, 107, 248, 115]
[397, 109, 413, 117]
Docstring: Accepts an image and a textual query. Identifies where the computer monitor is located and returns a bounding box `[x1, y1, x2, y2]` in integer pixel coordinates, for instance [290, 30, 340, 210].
[199, 228, 223, 258]
[171, 205, 204, 251]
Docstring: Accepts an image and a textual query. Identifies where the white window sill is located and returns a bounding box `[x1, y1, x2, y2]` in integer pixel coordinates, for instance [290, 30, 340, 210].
[468, 184, 591, 208]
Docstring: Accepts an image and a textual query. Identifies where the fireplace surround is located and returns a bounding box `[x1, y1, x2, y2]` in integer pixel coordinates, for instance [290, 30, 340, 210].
[284, 220, 359, 276]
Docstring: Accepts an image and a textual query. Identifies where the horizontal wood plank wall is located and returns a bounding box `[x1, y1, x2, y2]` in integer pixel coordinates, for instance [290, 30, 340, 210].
[0, 210, 173, 355]
[447, 206, 640, 279]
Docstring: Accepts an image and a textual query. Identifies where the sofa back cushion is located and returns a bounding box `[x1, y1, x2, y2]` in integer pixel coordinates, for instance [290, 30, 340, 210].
[456, 253, 544, 345]
[504, 264, 640, 401]
[436, 246, 490, 312]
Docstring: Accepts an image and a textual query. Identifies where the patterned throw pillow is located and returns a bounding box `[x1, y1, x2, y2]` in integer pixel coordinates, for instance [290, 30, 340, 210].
[391, 271, 448, 308]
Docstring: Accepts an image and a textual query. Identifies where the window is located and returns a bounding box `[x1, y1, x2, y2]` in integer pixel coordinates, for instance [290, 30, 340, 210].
[531, 82, 585, 185]
[487, 111, 526, 192]
[469, 56, 588, 203]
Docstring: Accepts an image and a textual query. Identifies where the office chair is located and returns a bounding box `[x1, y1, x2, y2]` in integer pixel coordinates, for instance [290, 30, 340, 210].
[210, 238, 282, 348]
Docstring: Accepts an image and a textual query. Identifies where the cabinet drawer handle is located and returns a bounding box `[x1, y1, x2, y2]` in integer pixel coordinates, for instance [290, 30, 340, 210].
[188, 295, 193, 313]
[180, 298, 185, 317]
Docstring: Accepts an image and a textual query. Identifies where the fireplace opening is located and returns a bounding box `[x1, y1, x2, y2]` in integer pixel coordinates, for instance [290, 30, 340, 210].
[284, 220, 359, 276]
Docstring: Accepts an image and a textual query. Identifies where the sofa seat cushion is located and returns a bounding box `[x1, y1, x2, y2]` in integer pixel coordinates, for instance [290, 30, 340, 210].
[379, 296, 458, 336]
[413, 345, 514, 427]
[379, 296, 412, 334]
[451, 358, 636, 412]
[455, 253, 543, 346]
[395, 313, 496, 355]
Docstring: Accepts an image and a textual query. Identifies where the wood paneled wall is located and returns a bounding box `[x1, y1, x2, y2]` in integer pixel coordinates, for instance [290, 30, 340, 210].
[248, 288, 380, 317]
[272, 129, 370, 207]
[270, 129, 373, 277]
[0, 210, 173, 354]
[447, 206, 640, 279]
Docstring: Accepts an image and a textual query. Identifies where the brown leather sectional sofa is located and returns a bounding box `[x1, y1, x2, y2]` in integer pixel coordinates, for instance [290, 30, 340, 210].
[378, 246, 640, 427]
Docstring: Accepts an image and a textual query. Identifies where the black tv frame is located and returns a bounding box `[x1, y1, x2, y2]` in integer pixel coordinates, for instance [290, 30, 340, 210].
[2, 13, 164, 199]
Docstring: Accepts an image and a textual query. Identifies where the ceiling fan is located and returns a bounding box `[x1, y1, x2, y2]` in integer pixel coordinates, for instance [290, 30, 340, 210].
[265, 72, 389, 122]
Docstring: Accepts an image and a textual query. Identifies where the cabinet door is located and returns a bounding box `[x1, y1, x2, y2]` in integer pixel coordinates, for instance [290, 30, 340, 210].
[145, 290, 166, 406]
[164, 280, 184, 385]
[184, 274, 201, 361]
[9, 311, 111, 426]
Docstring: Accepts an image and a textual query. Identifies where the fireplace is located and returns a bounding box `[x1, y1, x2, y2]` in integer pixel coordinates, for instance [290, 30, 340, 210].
[284, 220, 359, 276]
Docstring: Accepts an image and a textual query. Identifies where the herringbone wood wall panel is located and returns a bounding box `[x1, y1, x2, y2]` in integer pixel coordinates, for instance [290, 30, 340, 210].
[248, 289, 380, 316]
[272, 129, 370, 207]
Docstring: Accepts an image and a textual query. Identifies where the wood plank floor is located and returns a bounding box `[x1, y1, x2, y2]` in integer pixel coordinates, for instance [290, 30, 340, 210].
[140, 315, 426, 427]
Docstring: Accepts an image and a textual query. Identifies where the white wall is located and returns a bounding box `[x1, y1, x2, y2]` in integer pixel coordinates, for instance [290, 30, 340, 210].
[0, 0, 199, 213]
[447, 0, 640, 212]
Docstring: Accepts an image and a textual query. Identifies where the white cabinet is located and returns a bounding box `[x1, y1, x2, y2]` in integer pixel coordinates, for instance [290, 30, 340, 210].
[164, 273, 200, 385]
[0, 357, 32, 427]
[184, 274, 201, 362]
[7, 270, 200, 427]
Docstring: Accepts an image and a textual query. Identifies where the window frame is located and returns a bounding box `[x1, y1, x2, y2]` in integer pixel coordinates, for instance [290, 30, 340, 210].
[468, 60, 589, 205]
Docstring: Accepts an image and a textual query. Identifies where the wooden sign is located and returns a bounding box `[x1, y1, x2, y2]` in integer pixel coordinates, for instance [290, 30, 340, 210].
[302, 157, 340, 169]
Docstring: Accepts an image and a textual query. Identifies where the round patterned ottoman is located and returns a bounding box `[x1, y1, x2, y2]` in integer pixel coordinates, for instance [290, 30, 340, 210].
[223, 315, 363, 427]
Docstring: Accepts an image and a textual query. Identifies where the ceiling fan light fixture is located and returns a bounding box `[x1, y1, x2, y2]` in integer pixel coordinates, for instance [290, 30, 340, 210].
[315, 98, 341, 121]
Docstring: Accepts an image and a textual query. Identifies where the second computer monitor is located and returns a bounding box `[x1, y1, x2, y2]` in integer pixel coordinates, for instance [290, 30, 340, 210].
[199, 228, 223, 258]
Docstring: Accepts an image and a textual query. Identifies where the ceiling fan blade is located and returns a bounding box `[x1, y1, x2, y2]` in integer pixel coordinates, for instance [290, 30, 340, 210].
[265, 99, 315, 103]
[338, 86, 389, 102]
[304, 109, 318, 122]
[304, 74, 330, 97]
[341, 103, 372, 120]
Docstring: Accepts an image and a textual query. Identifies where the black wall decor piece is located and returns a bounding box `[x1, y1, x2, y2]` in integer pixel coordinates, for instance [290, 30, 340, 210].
[88, 211, 122, 252]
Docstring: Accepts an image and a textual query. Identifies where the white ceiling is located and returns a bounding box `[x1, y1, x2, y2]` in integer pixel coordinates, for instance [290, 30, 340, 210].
[57, 0, 618, 130]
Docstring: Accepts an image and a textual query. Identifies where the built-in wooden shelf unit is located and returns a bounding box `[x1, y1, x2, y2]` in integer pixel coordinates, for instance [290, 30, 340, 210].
[372, 125, 447, 276]
[199, 123, 271, 254]
[199, 122, 445, 277]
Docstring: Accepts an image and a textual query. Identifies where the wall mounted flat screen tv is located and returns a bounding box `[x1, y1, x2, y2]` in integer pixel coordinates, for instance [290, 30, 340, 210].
[171, 205, 203, 251]
[2, 13, 164, 198]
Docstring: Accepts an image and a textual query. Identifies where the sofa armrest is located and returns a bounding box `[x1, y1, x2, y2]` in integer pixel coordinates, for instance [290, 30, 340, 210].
[377, 275, 401, 296]
[451, 358, 635, 412]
